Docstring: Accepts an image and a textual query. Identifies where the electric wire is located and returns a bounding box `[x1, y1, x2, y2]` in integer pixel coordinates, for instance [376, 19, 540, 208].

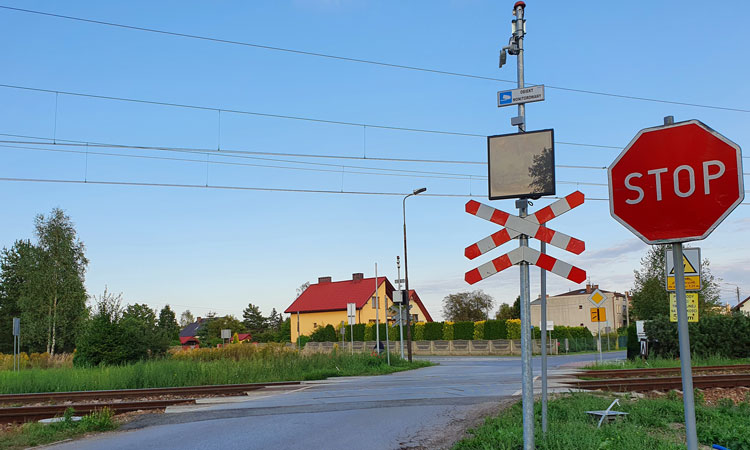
[1, 5, 748, 113]
[0, 142, 616, 188]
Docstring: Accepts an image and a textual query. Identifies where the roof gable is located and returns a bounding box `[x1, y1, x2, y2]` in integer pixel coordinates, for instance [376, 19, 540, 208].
[285, 277, 394, 314]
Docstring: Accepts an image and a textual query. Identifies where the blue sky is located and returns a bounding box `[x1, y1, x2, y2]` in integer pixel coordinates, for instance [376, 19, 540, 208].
[0, 1, 748, 322]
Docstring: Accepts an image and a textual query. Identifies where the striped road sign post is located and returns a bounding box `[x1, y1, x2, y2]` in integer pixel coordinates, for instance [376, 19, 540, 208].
[464, 191, 587, 285]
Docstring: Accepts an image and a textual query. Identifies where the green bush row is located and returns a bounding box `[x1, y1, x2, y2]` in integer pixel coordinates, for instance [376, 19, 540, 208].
[645, 313, 750, 359]
[308, 319, 593, 342]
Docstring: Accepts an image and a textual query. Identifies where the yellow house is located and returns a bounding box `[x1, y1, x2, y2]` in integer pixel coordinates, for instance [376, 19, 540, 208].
[732, 296, 750, 315]
[285, 273, 433, 343]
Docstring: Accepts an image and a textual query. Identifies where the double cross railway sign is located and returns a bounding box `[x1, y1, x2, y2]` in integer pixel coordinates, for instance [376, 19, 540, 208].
[464, 191, 587, 285]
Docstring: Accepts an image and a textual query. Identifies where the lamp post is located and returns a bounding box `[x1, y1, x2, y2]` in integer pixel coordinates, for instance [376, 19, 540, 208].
[403, 187, 426, 362]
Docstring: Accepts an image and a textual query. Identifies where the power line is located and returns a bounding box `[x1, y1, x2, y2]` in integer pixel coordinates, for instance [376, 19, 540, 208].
[0, 133, 614, 171]
[2, 84, 748, 163]
[0, 142, 617, 188]
[1, 176, 748, 205]
[2, 5, 748, 113]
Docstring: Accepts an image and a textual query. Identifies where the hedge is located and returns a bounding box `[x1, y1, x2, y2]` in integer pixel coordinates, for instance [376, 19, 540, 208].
[626, 323, 639, 360]
[453, 321, 475, 340]
[506, 319, 521, 339]
[473, 321, 486, 340]
[484, 320, 508, 339]
[424, 322, 444, 341]
[442, 322, 454, 340]
[646, 313, 750, 359]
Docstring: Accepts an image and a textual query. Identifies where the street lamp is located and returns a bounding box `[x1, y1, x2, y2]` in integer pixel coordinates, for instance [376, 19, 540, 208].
[403, 187, 426, 362]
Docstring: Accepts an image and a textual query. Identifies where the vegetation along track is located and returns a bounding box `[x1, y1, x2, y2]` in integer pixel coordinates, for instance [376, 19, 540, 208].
[0, 381, 301, 423]
[567, 365, 750, 392]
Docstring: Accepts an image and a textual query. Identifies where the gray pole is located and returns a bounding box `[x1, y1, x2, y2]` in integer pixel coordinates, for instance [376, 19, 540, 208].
[375, 263, 380, 355]
[397, 256, 405, 359]
[509, 3, 533, 448]
[540, 242, 548, 434]
[403, 188, 426, 362]
[297, 311, 301, 351]
[666, 114, 698, 450]
[597, 312, 602, 363]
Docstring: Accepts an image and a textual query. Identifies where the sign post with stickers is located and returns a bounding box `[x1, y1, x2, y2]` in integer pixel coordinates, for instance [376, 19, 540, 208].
[588, 288, 607, 363]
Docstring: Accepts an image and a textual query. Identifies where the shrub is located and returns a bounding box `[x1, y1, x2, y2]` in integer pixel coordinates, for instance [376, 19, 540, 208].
[443, 322, 454, 340]
[473, 321, 486, 340]
[424, 322, 444, 340]
[309, 324, 337, 342]
[453, 321, 475, 340]
[506, 319, 521, 339]
[364, 323, 375, 341]
[646, 313, 750, 359]
[626, 323, 639, 360]
[413, 323, 425, 340]
[484, 320, 507, 339]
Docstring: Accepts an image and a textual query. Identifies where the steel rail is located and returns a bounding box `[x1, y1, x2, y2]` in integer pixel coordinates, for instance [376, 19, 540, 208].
[566, 373, 750, 392]
[0, 399, 197, 424]
[0, 381, 301, 404]
[576, 364, 750, 379]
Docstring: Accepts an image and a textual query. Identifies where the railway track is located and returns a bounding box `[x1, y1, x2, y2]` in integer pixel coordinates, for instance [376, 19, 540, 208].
[0, 381, 301, 424]
[567, 369, 750, 392]
[575, 364, 750, 379]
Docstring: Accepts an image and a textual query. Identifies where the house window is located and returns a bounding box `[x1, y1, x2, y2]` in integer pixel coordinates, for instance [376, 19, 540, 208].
[580, 323, 584, 327]
[578, 305, 582, 310]
[313, 323, 317, 329]
[371, 296, 378, 308]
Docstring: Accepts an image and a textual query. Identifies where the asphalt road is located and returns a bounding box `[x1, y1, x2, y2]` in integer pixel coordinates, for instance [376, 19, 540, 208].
[51, 351, 625, 450]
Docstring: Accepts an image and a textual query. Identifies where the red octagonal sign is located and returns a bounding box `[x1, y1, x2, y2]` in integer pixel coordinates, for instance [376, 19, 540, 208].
[608, 120, 744, 244]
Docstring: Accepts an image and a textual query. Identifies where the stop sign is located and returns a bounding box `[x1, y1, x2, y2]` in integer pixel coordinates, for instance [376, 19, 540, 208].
[608, 120, 744, 244]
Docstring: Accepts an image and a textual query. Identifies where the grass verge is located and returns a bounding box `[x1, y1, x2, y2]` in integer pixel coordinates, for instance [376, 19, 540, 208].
[0, 408, 117, 450]
[0, 347, 431, 393]
[587, 355, 750, 370]
[454, 392, 750, 450]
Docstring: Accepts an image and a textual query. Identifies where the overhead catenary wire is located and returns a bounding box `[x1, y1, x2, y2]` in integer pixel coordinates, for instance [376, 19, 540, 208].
[0, 142, 617, 188]
[1, 5, 748, 114]
[1, 85, 748, 162]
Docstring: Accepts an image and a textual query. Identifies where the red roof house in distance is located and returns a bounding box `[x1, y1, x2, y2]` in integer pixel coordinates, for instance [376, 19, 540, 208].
[285, 273, 433, 343]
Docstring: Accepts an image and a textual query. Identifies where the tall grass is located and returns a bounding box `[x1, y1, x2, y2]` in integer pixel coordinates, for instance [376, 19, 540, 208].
[455, 392, 750, 449]
[0, 344, 429, 394]
[0, 352, 73, 370]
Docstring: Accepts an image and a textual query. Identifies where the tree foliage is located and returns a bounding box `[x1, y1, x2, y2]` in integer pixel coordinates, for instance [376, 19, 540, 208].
[158, 305, 180, 342]
[197, 315, 246, 347]
[442, 290, 495, 322]
[0, 240, 35, 353]
[74, 289, 154, 366]
[631, 244, 722, 321]
[242, 303, 267, 333]
[495, 297, 520, 320]
[0, 209, 89, 354]
[179, 309, 195, 327]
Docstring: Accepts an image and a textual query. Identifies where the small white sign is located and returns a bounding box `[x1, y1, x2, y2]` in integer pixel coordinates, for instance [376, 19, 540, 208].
[636, 320, 647, 340]
[221, 329, 231, 339]
[540, 320, 553, 331]
[497, 85, 545, 107]
[347, 302, 356, 325]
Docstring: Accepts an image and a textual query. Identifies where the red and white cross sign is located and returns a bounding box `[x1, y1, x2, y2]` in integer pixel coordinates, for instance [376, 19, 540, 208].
[464, 191, 587, 285]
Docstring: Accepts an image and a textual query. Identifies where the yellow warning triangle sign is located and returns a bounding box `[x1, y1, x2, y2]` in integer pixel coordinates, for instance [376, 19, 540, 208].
[670, 255, 698, 275]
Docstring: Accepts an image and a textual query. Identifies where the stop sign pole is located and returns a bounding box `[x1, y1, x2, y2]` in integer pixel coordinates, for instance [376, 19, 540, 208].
[609, 116, 744, 450]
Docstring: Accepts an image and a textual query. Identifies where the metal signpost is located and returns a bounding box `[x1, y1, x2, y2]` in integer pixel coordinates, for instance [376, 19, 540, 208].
[608, 116, 744, 450]
[13, 317, 20, 372]
[347, 302, 356, 355]
[588, 288, 607, 363]
[374, 263, 380, 356]
[395, 258, 405, 359]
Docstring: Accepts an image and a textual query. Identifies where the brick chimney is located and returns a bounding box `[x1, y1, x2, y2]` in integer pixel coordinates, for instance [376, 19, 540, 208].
[318, 276, 332, 284]
[352, 273, 364, 281]
[585, 283, 593, 294]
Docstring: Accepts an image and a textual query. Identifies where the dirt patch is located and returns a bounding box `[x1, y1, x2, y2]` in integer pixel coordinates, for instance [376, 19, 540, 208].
[400, 398, 517, 450]
[699, 386, 750, 405]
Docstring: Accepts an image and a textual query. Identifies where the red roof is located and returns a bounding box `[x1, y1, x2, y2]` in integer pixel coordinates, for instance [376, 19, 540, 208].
[179, 336, 199, 345]
[285, 276, 395, 314]
[237, 333, 252, 342]
[409, 290, 433, 322]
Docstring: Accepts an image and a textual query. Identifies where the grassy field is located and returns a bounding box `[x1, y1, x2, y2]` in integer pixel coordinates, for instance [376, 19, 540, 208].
[455, 392, 750, 449]
[0, 408, 116, 450]
[0, 345, 431, 393]
[587, 355, 750, 370]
